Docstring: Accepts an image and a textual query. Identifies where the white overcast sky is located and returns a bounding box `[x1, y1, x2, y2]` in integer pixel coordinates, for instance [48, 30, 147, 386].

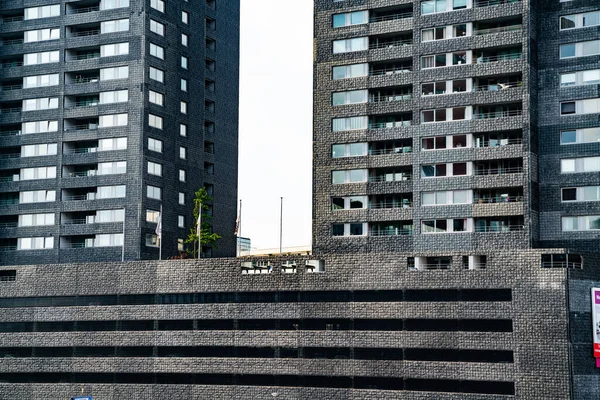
[238, 0, 314, 249]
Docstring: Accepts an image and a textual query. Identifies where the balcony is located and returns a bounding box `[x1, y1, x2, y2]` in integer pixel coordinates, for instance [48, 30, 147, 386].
[0, 104, 22, 114]
[369, 5, 412, 23]
[473, 48, 523, 64]
[409, 256, 452, 271]
[472, 80, 522, 92]
[0, 194, 19, 206]
[0, 37, 24, 46]
[66, 95, 100, 109]
[67, 24, 101, 38]
[369, 168, 412, 182]
[368, 114, 412, 129]
[0, 170, 19, 182]
[369, 194, 412, 209]
[0, 217, 18, 228]
[473, 188, 524, 203]
[368, 87, 412, 103]
[64, 118, 99, 131]
[474, 131, 523, 148]
[370, 221, 413, 236]
[474, 0, 522, 7]
[474, 160, 523, 176]
[0, 82, 23, 92]
[369, 34, 412, 50]
[0, 240, 17, 252]
[0, 59, 23, 70]
[66, 48, 101, 62]
[473, 104, 523, 120]
[1, 14, 24, 23]
[474, 217, 524, 232]
[369, 60, 412, 76]
[369, 139, 412, 156]
[66, 71, 100, 85]
[66, 1, 101, 15]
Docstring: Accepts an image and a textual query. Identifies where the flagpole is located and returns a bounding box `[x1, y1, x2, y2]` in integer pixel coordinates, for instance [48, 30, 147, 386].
[158, 204, 162, 261]
[197, 201, 202, 259]
[279, 197, 283, 256]
[237, 199, 242, 256]
[121, 213, 125, 262]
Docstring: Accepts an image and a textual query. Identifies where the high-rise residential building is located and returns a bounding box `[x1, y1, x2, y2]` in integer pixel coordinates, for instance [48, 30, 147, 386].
[0, 0, 239, 264]
[313, 0, 600, 256]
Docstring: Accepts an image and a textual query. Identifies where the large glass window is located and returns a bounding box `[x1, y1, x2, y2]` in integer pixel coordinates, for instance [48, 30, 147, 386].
[332, 63, 368, 80]
[333, 37, 368, 54]
[332, 11, 368, 28]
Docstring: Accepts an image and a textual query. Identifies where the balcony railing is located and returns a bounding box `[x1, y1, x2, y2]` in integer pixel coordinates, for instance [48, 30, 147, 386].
[369, 12, 412, 23]
[474, 196, 524, 203]
[69, 147, 98, 154]
[475, 224, 524, 232]
[474, 166, 523, 175]
[368, 121, 411, 129]
[370, 228, 413, 236]
[369, 94, 411, 103]
[0, 222, 18, 228]
[2, 16, 24, 22]
[409, 264, 451, 271]
[473, 24, 522, 35]
[67, 125, 98, 131]
[0, 246, 17, 252]
[369, 39, 412, 50]
[475, 138, 523, 147]
[474, 0, 521, 7]
[0, 108, 22, 114]
[1, 84, 23, 91]
[69, 53, 100, 61]
[0, 199, 18, 205]
[472, 82, 522, 91]
[70, 6, 100, 14]
[1, 62, 23, 69]
[473, 53, 523, 63]
[370, 66, 412, 76]
[473, 109, 523, 119]
[541, 261, 583, 269]
[369, 201, 412, 209]
[72, 76, 100, 84]
[368, 173, 412, 182]
[0, 130, 21, 137]
[70, 30, 100, 37]
[0, 153, 20, 160]
[369, 147, 412, 155]
[0, 176, 17, 182]
[465, 263, 488, 269]
[68, 171, 97, 177]
[72, 101, 99, 108]
[1, 38, 24, 46]
[62, 218, 90, 225]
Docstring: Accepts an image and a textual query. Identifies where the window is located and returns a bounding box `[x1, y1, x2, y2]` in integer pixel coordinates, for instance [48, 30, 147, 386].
[95, 234, 124, 247]
[332, 11, 368, 28]
[150, 19, 165, 36]
[206, 17, 215, 29]
[332, 90, 368, 106]
[100, 90, 128, 104]
[422, 27, 446, 42]
[561, 156, 600, 173]
[146, 234, 159, 247]
[98, 137, 127, 152]
[421, 54, 446, 69]
[422, 107, 469, 123]
[179, 147, 187, 159]
[147, 185, 161, 200]
[560, 11, 600, 30]
[150, 0, 165, 12]
[422, 219, 472, 233]
[24, 28, 60, 43]
[21, 143, 58, 157]
[20, 190, 56, 203]
[99, 113, 128, 128]
[100, 42, 129, 57]
[181, 56, 188, 69]
[180, 124, 187, 137]
[181, 79, 188, 92]
[562, 186, 600, 202]
[561, 69, 600, 87]
[148, 138, 163, 153]
[332, 116, 368, 132]
[149, 114, 163, 129]
[150, 43, 164, 59]
[98, 161, 126, 175]
[182, 11, 189, 24]
[95, 209, 125, 223]
[180, 101, 188, 114]
[100, 0, 129, 10]
[100, 66, 129, 81]
[421, 0, 447, 15]
[20, 167, 57, 181]
[18, 213, 54, 227]
[178, 215, 185, 228]
[146, 209, 160, 223]
[24, 51, 59, 65]
[560, 40, 600, 59]
[96, 185, 126, 199]
[562, 216, 600, 231]
[332, 223, 367, 237]
[561, 98, 600, 115]
[332, 63, 368, 80]
[179, 192, 185, 205]
[149, 67, 164, 83]
[101, 19, 129, 33]
[24, 5, 60, 20]
[17, 237, 53, 250]
[149, 90, 164, 106]
[23, 74, 59, 89]
[331, 196, 368, 210]
[561, 128, 600, 145]
[332, 143, 367, 158]
[181, 33, 189, 46]
[22, 97, 58, 111]
[179, 169, 186, 182]
[22, 121, 58, 134]
[332, 169, 368, 184]
[333, 37, 368, 54]
[205, 79, 215, 92]
[148, 161, 162, 176]
[422, 162, 470, 177]
[422, 190, 471, 205]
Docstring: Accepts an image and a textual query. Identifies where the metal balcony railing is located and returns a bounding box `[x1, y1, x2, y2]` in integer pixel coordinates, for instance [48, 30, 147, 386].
[0, 222, 18, 228]
[369, 12, 412, 23]
[69, 53, 100, 61]
[72, 76, 100, 84]
[541, 261, 583, 269]
[369, 201, 412, 209]
[409, 264, 451, 271]
[0, 246, 17, 252]
[62, 218, 90, 225]
[1, 62, 23, 69]
[0, 130, 21, 137]
[473, 24, 522, 35]
[475, 224, 524, 232]
[0, 275, 16, 281]
[370, 228, 413, 236]
[0, 108, 22, 114]
[368, 121, 411, 129]
[1, 84, 23, 91]
[68, 171, 97, 177]
[474, 166, 523, 175]
[0, 176, 17, 182]
[369, 39, 412, 50]
[369, 66, 412, 76]
[368, 173, 412, 182]
[473, 53, 523, 63]
[473, 109, 523, 119]
[70, 30, 100, 37]
[474, 0, 522, 7]
[474, 196, 524, 203]
[369, 147, 412, 155]
[72, 101, 99, 108]
[1, 38, 24, 46]
[472, 81, 522, 91]
[474, 138, 523, 147]
[70, 147, 98, 154]
[0, 154, 20, 160]
[67, 125, 98, 131]
[0, 199, 19, 205]
[63, 194, 92, 201]
[465, 263, 488, 269]
[368, 94, 411, 103]
[2, 16, 24, 22]
[70, 6, 100, 14]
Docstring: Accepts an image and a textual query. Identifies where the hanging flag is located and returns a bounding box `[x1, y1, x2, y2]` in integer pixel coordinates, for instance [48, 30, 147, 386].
[155, 206, 162, 240]
[196, 202, 202, 239]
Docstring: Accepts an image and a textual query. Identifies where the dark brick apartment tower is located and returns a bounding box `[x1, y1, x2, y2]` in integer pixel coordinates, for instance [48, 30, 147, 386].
[0, 0, 239, 264]
[0, 0, 597, 399]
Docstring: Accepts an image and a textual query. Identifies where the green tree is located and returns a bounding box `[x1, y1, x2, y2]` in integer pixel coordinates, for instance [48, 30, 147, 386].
[185, 188, 221, 257]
